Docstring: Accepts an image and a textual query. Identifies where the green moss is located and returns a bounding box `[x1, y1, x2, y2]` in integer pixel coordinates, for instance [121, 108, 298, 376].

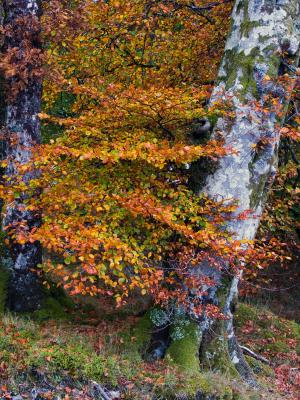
[220, 49, 260, 99]
[240, 21, 261, 37]
[131, 310, 153, 350]
[0, 307, 281, 399]
[220, 39, 280, 103]
[266, 52, 282, 78]
[116, 309, 154, 367]
[32, 297, 69, 321]
[162, 322, 206, 397]
[234, 303, 258, 328]
[160, 370, 259, 400]
[0, 264, 9, 314]
[166, 321, 200, 372]
[245, 356, 274, 377]
[0, 334, 12, 351]
[51, 344, 89, 371]
[0, 230, 9, 314]
[207, 113, 220, 129]
[202, 335, 239, 378]
[248, 167, 268, 210]
[29, 282, 75, 321]
[291, 321, 300, 340]
[236, 302, 300, 376]
[235, 303, 300, 344]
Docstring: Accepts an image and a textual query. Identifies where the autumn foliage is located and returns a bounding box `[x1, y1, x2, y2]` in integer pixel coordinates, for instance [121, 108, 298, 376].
[0, 0, 299, 310]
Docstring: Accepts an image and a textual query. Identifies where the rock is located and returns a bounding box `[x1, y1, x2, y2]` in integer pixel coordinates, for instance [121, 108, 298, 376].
[108, 391, 120, 399]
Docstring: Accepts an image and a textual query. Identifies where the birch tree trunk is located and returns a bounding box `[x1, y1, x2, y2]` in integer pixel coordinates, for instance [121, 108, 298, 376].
[189, 0, 300, 383]
[1, 0, 43, 312]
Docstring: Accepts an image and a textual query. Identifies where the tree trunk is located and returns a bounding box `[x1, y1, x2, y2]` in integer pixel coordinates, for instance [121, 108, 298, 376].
[190, 0, 300, 384]
[1, 0, 43, 312]
[0, 1, 14, 281]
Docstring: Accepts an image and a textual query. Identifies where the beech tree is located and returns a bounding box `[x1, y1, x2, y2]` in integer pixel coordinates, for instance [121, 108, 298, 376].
[0, 0, 299, 384]
[0, 0, 43, 311]
[193, 0, 300, 383]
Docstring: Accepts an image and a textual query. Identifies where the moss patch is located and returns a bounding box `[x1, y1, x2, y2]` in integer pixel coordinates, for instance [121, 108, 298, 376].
[0, 230, 10, 314]
[32, 297, 69, 321]
[166, 320, 200, 372]
[131, 310, 153, 350]
[30, 283, 76, 322]
[234, 303, 258, 328]
[240, 21, 261, 37]
[245, 356, 274, 377]
[0, 264, 9, 314]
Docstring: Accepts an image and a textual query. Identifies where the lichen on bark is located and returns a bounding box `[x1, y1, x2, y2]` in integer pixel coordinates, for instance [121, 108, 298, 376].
[1, 0, 43, 312]
[190, 0, 300, 384]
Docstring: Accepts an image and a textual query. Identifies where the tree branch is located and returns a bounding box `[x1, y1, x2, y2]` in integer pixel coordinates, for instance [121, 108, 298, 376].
[240, 345, 272, 365]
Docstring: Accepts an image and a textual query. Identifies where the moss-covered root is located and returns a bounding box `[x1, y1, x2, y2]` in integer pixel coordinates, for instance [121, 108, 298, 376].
[227, 334, 257, 387]
[164, 321, 254, 399]
[166, 321, 200, 371]
[198, 322, 257, 390]
[0, 230, 11, 314]
[165, 321, 210, 396]
[0, 264, 9, 314]
[164, 318, 246, 379]
[199, 324, 239, 378]
[131, 310, 154, 355]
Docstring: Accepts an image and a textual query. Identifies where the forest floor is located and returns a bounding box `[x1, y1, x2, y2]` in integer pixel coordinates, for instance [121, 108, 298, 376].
[0, 291, 299, 400]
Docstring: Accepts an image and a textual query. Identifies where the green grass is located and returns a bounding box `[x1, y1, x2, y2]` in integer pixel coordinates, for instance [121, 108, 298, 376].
[0, 297, 298, 399]
[0, 308, 268, 400]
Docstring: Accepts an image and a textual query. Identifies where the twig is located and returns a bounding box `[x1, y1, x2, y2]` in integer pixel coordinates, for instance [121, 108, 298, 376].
[240, 345, 272, 365]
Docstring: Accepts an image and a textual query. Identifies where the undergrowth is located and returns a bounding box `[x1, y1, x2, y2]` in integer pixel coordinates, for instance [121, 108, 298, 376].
[0, 200, 298, 400]
[0, 299, 299, 399]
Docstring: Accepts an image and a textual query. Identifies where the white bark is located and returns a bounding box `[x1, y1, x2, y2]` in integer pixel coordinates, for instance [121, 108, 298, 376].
[204, 0, 300, 240]
[194, 0, 300, 382]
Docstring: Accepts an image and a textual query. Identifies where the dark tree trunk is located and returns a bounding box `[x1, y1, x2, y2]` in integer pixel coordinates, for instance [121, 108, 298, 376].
[1, 0, 43, 312]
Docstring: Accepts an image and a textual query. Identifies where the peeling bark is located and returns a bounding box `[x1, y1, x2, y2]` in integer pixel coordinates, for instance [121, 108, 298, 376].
[193, 0, 300, 383]
[1, 0, 43, 312]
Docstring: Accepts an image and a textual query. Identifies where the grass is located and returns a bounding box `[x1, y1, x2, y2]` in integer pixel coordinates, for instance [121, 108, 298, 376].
[235, 302, 300, 358]
[0, 267, 298, 400]
[0, 304, 277, 400]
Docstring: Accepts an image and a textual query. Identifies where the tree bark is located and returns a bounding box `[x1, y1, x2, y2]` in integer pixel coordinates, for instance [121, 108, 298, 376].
[1, 0, 43, 312]
[191, 0, 300, 384]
